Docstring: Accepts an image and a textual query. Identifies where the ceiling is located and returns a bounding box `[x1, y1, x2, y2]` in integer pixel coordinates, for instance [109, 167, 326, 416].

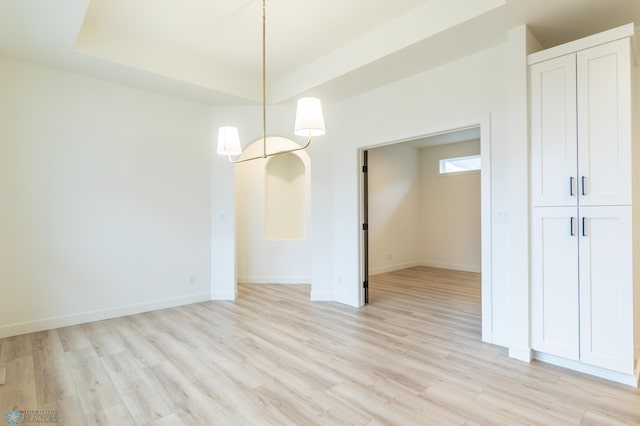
[0, 0, 639, 106]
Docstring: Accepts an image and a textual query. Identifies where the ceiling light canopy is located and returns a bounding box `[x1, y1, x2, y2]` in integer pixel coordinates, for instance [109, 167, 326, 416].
[217, 0, 326, 163]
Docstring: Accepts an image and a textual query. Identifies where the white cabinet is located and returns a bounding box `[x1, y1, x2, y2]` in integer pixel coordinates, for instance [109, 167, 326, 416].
[531, 38, 632, 207]
[530, 55, 577, 207]
[579, 206, 634, 373]
[530, 30, 637, 383]
[531, 207, 579, 359]
[577, 40, 632, 206]
[531, 206, 635, 375]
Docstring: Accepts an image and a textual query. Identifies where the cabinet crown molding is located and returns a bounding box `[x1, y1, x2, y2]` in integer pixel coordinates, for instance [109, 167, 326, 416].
[528, 22, 636, 65]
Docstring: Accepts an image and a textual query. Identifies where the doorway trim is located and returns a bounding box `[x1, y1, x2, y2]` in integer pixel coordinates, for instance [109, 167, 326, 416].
[358, 115, 493, 344]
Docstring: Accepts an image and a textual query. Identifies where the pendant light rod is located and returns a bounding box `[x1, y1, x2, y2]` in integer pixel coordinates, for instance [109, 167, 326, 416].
[262, 0, 267, 159]
[227, 136, 312, 164]
[216, 0, 326, 163]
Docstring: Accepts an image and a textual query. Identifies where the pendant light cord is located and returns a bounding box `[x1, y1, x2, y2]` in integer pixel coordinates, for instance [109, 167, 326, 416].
[262, 0, 267, 158]
[223, 0, 322, 164]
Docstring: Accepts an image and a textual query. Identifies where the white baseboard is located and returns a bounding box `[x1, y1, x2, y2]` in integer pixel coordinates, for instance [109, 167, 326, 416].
[491, 331, 510, 348]
[533, 351, 639, 387]
[335, 292, 361, 308]
[211, 291, 237, 301]
[238, 275, 311, 285]
[310, 292, 334, 302]
[369, 261, 421, 276]
[0, 292, 211, 339]
[509, 345, 532, 363]
[419, 261, 481, 273]
[369, 261, 481, 276]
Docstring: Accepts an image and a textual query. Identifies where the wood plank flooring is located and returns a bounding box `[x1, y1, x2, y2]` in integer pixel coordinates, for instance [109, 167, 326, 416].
[1, 266, 639, 425]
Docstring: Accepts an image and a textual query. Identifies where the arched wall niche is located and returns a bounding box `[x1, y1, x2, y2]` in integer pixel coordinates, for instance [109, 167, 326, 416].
[234, 136, 311, 285]
[264, 153, 306, 240]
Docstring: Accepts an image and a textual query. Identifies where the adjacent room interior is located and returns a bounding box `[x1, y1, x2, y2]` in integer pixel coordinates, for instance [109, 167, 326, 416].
[366, 129, 482, 274]
[364, 128, 483, 334]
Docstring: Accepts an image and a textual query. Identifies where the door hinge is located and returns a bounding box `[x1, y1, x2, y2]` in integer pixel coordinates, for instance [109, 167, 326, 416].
[363, 280, 369, 289]
[362, 165, 368, 173]
[362, 223, 368, 231]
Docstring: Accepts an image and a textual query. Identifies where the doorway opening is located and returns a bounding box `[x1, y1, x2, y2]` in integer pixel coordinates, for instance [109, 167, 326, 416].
[360, 123, 492, 343]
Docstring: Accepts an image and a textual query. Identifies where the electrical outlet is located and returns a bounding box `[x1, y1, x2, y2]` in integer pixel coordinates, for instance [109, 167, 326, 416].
[387, 254, 393, 261]
[188, 275, 196, 286]
[496, 210, 510, 224]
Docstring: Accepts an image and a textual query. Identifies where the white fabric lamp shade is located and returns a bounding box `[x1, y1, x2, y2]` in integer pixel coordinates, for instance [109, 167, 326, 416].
[217, 126, 242, 155]
[294, 97, 326, 137]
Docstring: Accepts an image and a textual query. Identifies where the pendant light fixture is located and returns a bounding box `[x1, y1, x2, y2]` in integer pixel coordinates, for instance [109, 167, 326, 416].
[216, 0, 326, 163]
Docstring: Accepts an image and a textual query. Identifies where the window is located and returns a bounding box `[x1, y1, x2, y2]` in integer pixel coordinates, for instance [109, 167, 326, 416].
[439, 154, 481, 174]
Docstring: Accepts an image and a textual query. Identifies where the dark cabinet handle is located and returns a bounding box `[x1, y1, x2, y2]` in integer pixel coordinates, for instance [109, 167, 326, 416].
[570, 177, 574, 196]
[582, 217, 587, 237]
[582, 176, 586, 196]
[570, 217, 575, 236]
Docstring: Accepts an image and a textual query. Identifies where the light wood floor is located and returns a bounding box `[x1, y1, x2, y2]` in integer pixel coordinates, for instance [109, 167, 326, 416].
[1, 266, 639, 425]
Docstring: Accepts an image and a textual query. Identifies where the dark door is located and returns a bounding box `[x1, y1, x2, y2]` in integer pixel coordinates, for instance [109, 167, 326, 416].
[363, 150, 369, 304]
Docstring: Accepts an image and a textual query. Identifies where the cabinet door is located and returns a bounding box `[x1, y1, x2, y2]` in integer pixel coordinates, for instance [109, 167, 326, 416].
[578, 206, 634, 374]
[577, 38, 632, 206]
[530, 55, 578, 207]
[531, 207, 580, 360]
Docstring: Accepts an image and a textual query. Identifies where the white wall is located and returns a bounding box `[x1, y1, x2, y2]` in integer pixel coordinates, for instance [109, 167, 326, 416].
[0, 27, 536, 358]
[632, 43, 640, 359]
[368, 144, 421, 275]
[420, 140, 481, 272]
[0, 56, 213, 337]
[321, 27, 532, 353]
[265, 154, 306, 240]
[29, 23, 535, 361]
